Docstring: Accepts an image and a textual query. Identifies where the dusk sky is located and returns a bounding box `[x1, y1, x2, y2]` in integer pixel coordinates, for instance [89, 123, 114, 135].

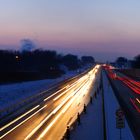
[0, 0, 140, 61]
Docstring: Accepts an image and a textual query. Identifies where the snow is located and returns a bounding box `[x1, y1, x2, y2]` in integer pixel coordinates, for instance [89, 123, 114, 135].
[103, 71, 134, 140]
[71, 87, 104, 140]
[0, 70, 80, 111]
[70, 71, 134, 140]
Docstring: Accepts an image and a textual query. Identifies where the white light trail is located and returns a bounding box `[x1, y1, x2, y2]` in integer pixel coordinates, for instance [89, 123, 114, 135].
[38, 76, 93, 139]
[44, 86, 67, 101]
[0, 105, 47, 139]
[25, 77, 88, 140]
[0, 105, 39, 131]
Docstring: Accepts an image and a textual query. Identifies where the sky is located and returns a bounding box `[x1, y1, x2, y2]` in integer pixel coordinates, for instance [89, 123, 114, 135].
[0, 0, 140, 61]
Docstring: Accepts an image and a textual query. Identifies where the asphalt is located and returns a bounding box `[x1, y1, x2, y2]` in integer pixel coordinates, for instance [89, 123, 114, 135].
[0, 65, 101, 140]
[105, 70, 140, 140]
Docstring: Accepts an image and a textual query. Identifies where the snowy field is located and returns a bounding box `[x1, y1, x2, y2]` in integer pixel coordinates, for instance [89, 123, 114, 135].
[0, 70, 80, 111]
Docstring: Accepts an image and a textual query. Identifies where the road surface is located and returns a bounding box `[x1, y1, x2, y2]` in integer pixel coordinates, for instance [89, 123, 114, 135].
[0, 65, 101, 140]
[104, 66, 140, 140]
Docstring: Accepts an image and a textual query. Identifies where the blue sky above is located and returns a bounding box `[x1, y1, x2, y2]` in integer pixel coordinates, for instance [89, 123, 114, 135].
[0, 0, 140, 61]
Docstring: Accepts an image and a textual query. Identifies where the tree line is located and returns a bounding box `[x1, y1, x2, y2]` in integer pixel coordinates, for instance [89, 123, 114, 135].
[0, 49, 95, 82]
[115, 55, 140, 68]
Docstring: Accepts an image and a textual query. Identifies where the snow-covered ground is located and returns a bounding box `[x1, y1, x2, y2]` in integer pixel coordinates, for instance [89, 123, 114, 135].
[0, 70, 80, 111]
[70, 71, 134, 140]
[103, 71, 134, 140]
[71, 90, 104, 140]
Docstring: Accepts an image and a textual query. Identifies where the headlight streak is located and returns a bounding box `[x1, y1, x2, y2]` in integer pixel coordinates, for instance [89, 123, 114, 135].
[37, 68, 98, 140]
[1, 83, 72, 139]
[0, 105, 40, 131]
[136, 98, 140, 104]
[38, 80, 92, 140]
[24, 78, 89, 140]
[1, 65, 100, 140]
[53, 76, 88, 101]
[43, 86, 68, 101]
[62, 81, 91, 114]
[0, 105, 47, 140]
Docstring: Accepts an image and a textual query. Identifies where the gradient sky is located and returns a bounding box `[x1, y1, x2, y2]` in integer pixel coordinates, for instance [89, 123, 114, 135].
[0, 0, 140, 61]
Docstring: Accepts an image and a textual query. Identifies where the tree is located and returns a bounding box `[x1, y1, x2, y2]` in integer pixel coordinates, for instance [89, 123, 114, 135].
[133, 55, 140, 68]
[116, 57, 127, 68]
[62, 54, 80, 70]
[81, 56, 95, 64]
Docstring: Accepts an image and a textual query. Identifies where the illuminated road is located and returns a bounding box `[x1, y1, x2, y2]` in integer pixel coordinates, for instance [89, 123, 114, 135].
[0, 65, 101, 140]
[104, 66, 140, 139]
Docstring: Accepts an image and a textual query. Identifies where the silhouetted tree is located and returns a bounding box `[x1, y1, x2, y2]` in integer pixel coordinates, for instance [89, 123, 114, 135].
[81, 56, 95, 64]
[116, 57, 127, 68]
[0, 49, 85, 82]
[132, 55, 140, 68]
[62, 54, 80, 70]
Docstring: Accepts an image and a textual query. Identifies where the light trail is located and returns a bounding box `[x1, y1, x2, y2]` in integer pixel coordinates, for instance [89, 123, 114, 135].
[0, 105, 47, 139]
[130, 98, 140, 113]
[1, 65, 100, 140]
[38, 111, 61, 140]
[38, 81, 90, 139]
[106, 66, 140, 95]
[37, 68, 97, 140]
[0, 80, 70, 138]
[0, 105, 40, 131]
[136, 98, 140, 104]
[43, 86, 67, 101]
[25, 78, 88, 140]
[62, 80, 91, 114]
[44, 75, 87, 102]
[53, 77, 87, 101]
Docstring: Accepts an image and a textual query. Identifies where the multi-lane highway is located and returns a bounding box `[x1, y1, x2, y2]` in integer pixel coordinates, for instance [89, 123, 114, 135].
[104, 66, 140, 140]
[0, 65, 101, 140]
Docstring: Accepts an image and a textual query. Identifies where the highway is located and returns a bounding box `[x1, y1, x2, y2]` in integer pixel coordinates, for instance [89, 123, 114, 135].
[104, 66, 140, 140]
[0, 65, 101, 140]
